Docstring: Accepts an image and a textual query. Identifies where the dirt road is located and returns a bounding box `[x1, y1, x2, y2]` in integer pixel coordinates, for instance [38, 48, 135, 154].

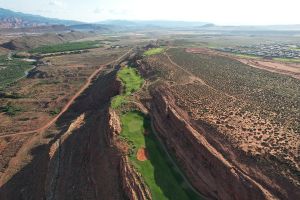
[0, 49, 132, 138]
[186, 47, 300, 80]
[237, 58, 300, 79]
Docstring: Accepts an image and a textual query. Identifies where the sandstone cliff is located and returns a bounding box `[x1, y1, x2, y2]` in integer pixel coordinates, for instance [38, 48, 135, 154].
[150, 85, 278, 200]
[107, 108, 152, 200]
[120, 156, 152, 200]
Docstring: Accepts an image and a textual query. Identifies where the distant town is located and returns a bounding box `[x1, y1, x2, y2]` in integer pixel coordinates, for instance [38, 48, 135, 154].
[217, 43, 300, 59]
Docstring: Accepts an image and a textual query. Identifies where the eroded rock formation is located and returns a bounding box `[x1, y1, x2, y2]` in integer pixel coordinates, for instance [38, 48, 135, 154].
[149, 84, 278, 200]
[120, 156, 152, 200]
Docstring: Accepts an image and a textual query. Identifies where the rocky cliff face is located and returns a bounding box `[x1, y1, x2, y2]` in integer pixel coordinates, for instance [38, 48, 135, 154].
[120, 156, 152, 200]
[149, 85, 277, 200]
[42, 70, 125, 200]
[44, 69, 153, 200]
[107, 109, 152, 200]
[0, 69, 144, 200]
[106, 109, 122, 146]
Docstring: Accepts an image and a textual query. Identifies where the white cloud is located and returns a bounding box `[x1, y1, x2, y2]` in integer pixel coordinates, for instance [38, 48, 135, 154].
[94, 8, 103, 14]
[49, 0, 64, 7]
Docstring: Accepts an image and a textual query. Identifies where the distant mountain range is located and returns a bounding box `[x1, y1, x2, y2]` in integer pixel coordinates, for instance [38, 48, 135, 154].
[1, 7, 300, 32]
[97, 20, 212, 28]
[0, 8, 80, 28]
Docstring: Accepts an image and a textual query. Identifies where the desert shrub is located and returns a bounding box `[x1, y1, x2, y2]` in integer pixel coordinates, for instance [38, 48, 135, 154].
[0, 104, 23, 116]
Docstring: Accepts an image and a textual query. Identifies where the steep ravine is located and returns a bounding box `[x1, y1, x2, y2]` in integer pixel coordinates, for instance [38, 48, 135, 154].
[149, 84, 278, 200]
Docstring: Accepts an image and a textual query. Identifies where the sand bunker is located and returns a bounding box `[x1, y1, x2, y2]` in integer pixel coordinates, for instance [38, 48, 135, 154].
[137, 147, 149, 161]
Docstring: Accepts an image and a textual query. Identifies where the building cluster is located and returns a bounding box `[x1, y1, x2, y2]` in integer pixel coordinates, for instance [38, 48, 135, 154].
[218, 43, 300, 59]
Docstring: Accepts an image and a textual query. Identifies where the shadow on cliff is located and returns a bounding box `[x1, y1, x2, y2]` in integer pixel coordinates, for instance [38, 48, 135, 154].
[0, 69, 125, 200]
[141, 114, 202, 200]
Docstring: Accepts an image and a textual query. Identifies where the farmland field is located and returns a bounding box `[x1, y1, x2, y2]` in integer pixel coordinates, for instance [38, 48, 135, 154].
[29, 40, 102, 54]
[273, 57, 300, 63]
[0, 56, 35, 88]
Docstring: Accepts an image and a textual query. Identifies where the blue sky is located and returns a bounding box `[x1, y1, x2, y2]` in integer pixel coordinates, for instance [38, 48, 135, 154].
[0, 0, 299, 25]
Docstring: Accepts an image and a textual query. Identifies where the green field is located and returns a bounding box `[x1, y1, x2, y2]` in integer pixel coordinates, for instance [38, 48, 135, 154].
[0, 56, 35, 88]
[229, 52, 300, 63]
[111, 66, 144, 109]
[273, 57, 300, 63]
[29, 40, 102, 54]
[120, 112, 201, 200]
[143, 48, 165, 56]
[232, 53, 260, 59]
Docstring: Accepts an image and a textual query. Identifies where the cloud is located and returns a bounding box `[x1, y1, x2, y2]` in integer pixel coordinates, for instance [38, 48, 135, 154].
[35, 9, 54, 14]
[94, 8, 103, 14]
[108, 9, 128, 16]
[49, 0, 64, 7]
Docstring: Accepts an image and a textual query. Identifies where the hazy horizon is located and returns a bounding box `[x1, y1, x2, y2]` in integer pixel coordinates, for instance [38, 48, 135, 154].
[0, 0, 299, 26]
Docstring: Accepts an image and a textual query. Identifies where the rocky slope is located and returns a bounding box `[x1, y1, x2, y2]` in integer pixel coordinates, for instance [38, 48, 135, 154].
[120, 156, 152, 200]
[1, 31, 93, 50]
[0, 8, 79, 28]
[0, 65, 154, 200]
[106, 109, 152, 200]
[149, 84, 281, 200]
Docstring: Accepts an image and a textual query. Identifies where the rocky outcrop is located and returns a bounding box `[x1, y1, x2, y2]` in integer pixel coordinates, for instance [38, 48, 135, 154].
[120, 156, 152, 200]
[150, 85, 278, 200]
[27, 69, 51, 79]
[106, 109, 152, 200]
[45, 114, 86, 200]
[106, 109, 122, 146]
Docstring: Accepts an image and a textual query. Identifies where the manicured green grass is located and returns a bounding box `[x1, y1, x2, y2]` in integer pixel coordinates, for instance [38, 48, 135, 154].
[29, 40, 102, 54]
[111, 66, 144, 109]
[0, 56, 35, 88]
[112, 66, 201, 199]
[111, 95, 127, 109]
[117, 67, 144, 95]
[143, 48, 165, 56]
[120, 112, 202, 200]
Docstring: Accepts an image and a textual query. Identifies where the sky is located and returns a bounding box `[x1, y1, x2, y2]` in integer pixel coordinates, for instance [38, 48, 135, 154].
[0, 0, 299, 25]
